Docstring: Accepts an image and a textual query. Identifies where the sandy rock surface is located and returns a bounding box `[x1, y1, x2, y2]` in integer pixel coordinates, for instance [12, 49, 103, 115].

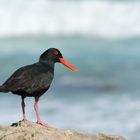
[0, 121, 126, 140]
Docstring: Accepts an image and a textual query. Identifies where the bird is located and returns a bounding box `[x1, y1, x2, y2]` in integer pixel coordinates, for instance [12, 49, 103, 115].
[0, 48, 77, 127]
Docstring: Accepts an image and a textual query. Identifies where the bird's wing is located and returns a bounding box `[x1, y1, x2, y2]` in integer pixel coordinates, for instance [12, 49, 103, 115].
[3, 64, 53, 94]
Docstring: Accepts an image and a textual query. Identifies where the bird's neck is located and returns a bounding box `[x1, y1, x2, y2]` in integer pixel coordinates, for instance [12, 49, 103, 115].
[39, 60, 55, 72]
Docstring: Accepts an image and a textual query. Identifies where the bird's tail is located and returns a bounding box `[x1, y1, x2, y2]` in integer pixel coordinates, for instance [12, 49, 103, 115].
[0, 85, 8, 92]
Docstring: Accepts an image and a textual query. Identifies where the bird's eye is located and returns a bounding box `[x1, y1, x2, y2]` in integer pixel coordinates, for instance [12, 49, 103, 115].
[53, 51, 59, 55]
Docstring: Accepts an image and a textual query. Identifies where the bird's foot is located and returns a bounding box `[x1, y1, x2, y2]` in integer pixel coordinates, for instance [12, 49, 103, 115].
[21, 116, 28, 122]
[36, 121, 48, 127]
[21, 118, 28, 121]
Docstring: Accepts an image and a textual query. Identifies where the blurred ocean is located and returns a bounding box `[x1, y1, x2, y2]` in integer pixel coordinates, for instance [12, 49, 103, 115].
[0, 0, 140, 140]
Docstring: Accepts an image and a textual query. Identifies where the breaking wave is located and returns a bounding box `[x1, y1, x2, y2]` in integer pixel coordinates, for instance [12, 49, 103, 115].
[0, 0, 140, 38]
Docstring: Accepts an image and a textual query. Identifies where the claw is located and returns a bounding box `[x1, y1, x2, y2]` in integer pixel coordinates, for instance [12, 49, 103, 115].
[36, 121, 48, 127]
[21, 118, 27, 121]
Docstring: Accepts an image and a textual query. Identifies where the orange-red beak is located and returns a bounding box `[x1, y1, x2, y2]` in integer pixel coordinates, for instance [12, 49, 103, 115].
[59, 58, 77, 72]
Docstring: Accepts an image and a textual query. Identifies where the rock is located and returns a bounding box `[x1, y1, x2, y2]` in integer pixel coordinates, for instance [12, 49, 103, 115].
[0, 121, 126, 140]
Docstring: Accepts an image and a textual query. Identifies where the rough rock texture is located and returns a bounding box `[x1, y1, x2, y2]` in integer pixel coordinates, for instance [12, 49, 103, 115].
[0, 121, 126, 140]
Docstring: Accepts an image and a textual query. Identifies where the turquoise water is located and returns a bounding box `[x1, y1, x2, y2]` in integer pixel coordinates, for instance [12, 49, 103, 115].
[0, 37, 140, 140]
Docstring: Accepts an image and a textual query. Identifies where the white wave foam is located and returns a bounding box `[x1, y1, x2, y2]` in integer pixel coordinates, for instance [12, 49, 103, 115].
[0, 0, 140, 38]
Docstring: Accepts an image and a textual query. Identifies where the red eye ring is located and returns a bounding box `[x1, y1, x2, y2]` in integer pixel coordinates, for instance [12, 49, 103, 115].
[53, 51, 59, 55]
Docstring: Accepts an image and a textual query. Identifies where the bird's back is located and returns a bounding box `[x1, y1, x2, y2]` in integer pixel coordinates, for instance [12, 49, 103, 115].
[0, 62, 54, 97]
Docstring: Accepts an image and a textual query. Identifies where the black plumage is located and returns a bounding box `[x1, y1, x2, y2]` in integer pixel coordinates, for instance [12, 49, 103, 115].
[0, 48, 77, 126]
[1, 63, 53, 97]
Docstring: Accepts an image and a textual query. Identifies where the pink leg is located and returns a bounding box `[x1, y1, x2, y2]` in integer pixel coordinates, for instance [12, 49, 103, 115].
[34, 97, 47, 127]
[21, 96, 27, 121]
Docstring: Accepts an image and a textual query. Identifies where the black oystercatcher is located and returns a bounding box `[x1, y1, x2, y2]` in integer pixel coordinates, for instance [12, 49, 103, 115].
[0, 48, 77, 126]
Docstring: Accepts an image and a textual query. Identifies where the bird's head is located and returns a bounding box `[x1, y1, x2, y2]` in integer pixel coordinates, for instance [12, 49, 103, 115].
[40, 48, 77, 72]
